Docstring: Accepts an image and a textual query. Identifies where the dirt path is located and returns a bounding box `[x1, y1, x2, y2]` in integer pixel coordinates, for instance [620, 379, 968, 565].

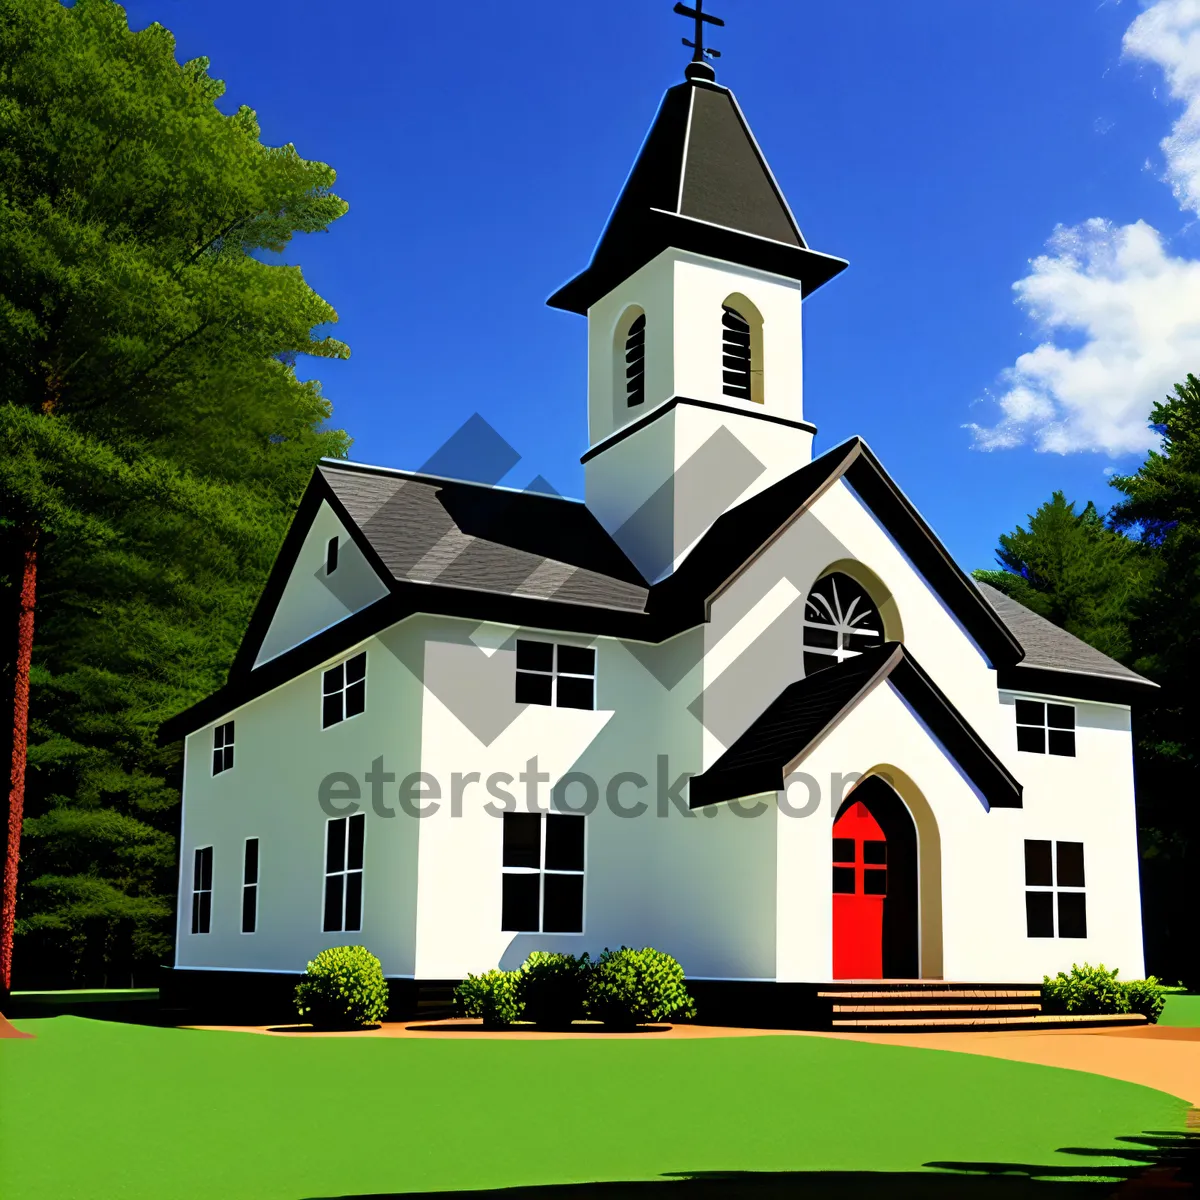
[190, 1017, 1200, 1105]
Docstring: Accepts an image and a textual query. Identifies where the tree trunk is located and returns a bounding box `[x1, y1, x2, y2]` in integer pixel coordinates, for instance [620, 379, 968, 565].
[1, 531, 37, 1000]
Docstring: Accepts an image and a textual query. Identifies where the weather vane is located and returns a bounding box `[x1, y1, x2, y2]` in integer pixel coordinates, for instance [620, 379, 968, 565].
[674, 1, 724, 65]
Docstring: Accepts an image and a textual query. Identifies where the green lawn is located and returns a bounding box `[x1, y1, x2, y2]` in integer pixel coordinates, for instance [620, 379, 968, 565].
[1161, 994, 1200, 1027]
[0, 1017, 1190, 1200]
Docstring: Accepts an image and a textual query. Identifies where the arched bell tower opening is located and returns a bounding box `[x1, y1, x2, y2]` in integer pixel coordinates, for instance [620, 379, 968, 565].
[613, 306, 647, 422]
[721, 293, 764, 405]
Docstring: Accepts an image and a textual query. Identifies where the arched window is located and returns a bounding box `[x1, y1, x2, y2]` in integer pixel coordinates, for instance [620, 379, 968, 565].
[721, 294, 764, 405]
[624, 312, 646, 407]
[803, 572, 885, 676]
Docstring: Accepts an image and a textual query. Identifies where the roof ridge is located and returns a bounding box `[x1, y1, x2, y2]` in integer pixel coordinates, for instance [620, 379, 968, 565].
[319, 458, 585, 504]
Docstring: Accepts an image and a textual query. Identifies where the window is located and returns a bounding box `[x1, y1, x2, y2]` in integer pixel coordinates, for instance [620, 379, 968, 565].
[326, 536, 340, 575]
[212, 721, 234, 775]
[1025, 839, 1086, 938]
[1015, 700, 1076, 757]
[833, 834, 887, 895]
[242, 838, 259, 934]
[515, 641, 595, 710]
[323, 652, 366, 728]
[624, 313, 646, 407]
[721, 304, 753, 400]
[501, 812, 585, 933]
[323, 814, 365, 933]
[191, 846, 213, 934]
[803, 573, 884, 676]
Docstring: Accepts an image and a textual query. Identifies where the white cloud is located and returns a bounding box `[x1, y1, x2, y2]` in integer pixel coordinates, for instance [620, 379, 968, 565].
[969, 0, 1200, 455]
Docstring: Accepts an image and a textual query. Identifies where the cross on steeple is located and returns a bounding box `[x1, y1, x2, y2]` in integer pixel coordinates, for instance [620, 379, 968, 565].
[674, 1, 724, 65]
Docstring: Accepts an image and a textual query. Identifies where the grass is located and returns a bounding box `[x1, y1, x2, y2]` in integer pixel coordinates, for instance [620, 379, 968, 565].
[0, 1016, 1190, 1200]
[1161, 994, 1200, 1027]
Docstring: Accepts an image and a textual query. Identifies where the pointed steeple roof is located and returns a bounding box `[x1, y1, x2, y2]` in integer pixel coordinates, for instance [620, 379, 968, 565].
[548, 66, 848, 314]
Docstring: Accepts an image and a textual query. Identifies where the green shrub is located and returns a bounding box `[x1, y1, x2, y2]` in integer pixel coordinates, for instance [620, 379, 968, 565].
[585, 946, 696, 1029]
[455, 969, 522, 1028]
[294, 945, 389, 1029]
[1041, 963, 1130, 1016]
[516, 951, 590, 1027]
[1123, 977, 1167, 1023]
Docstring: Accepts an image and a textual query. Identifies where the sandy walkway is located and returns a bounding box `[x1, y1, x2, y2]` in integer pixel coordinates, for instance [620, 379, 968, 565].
[188, 1018, 1200, 1106]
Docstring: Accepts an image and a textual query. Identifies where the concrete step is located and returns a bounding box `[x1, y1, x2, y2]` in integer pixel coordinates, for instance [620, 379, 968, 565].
[832, 1003, 1042, 1015]
[832, 1012, 1149, 1032]
[820, 989, 1041, 1002]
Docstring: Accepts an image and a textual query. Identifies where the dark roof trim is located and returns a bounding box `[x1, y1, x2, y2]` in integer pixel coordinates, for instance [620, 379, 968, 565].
[689, 643, 1023, 811]
[996, 663, 1155, 705]
[580, 395, 817, 464]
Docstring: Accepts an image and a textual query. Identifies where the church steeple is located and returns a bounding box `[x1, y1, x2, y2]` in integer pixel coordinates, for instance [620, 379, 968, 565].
[547, 60, 847, 315]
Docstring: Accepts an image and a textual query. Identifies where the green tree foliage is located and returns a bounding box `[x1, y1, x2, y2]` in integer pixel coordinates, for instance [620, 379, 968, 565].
[0, 0, 350, 985]
[973, 492, 1147, 662]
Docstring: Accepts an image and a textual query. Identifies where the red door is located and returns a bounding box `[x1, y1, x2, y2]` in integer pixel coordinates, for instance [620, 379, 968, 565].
[832, 801, 888, 979]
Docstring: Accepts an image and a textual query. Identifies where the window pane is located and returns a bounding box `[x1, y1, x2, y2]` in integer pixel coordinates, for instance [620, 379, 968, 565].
[344, 871, 363, 932]
[1048, 730, 1076, 758]
[832, 866, 856, 894]
[326, 536, 339, 575]
[197, 891, 211, 935]
[1057, 842, 1085, 888]
[1015, 699, 1045, 727]
[545, 815, 585, 871]
[223, 721, 234, 747]
[345, 652, 367, 684]
[515, 671, 553, 706]
[502, 813, 541, 869]
[322, 693, 343, 729]
[501, 872, 540, 932]
[1058, 891, 1087, 938]
[244, 839, 259, 885]
[326, 818, 346, 874]
[556, 675, 594, 711]
[199, 847, 213, 892]
[212, 749, 223, 775]
[516, 640, 554, 672]
[543, 873, 584, 933]
[804, 626, 840, 650]
[1025, 840, 1053, 887]
[1047, 704, 1075, 730]
[1016, 726, 1046, 754]
[832, 838, 855, 865]
[191, 893, 201, 935]
[323, 663, 344, 696]
[223, 746, 234, 772]
[863, 841, 887, 865]
[557, 645, 595, 677]
[1026, 890, 1054, 937]
[323, 874, 344, 933]
[241, 885, 257, 934]
[347, 813, 365, 871]
[345, 679, 366, 719]
[863, 868, 887, 895]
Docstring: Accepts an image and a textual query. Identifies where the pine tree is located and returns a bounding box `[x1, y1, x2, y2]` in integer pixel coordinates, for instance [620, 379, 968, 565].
[0, 0, 351, 990]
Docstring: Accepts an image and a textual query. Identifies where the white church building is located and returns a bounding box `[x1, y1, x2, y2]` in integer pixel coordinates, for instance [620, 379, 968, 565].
[162, 54, 1154, 1021]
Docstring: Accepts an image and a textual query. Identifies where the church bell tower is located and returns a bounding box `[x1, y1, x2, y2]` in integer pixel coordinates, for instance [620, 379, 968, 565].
[548, 6, 847, 584]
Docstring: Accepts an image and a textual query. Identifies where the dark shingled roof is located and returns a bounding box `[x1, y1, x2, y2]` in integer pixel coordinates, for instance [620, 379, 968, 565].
[319, 462, 649, 613]
[547, 74, 848, 315]
[689, 643, 1023, 811]
[975, 581, 1153, 690]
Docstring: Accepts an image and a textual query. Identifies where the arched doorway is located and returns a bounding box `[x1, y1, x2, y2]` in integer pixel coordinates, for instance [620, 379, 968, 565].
[832, 776, 919, 979]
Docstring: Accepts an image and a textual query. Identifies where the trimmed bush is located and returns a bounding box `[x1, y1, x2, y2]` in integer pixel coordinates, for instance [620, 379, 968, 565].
[455, 969, 522, 1028]
[585, 946, 696, 1029]
[294, 945, 389, 1029]
[1123, 977, 1167, 1023]
[516, 951, 590, 1027]
[1041, 963, 1130, 1016]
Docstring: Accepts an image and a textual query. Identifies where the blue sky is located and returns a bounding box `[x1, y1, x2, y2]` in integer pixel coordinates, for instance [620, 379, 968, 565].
[123, 0, 1200, 570]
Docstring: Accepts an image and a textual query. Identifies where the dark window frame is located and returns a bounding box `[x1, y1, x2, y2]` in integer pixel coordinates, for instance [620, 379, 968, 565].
[212, 721, 235, 775]
[1015, 699, 1077, 757]
[515, 640, 596, 711]
[326, 536, 340, 576]
[1024, 838, 1086, 938]
[500, 811, 586, 934]
[241, 837, 259, 935]
[323, 813, 365, 933]
[191, 846, 213, 935]
[322, 651, 367, 729]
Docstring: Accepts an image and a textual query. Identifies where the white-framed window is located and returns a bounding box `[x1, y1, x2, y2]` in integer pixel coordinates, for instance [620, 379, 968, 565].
[624, 313, 646, 407]
[1025, 839, 1086, 938]
[1015, 699, 1076, 756]
[501, 812, 585, 933]
[515, 641, 595, 710]
[212, 721, 234, 775]
[326, 536, 340, 575]
[323, 813, 364, 933]
[802, 573, 884, 676]
[241, 838, 259, 934]
[323, 651, 366, 729]
[191, 846, 213, 934]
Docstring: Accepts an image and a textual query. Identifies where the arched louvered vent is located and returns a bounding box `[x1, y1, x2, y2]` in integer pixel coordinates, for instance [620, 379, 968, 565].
[803, 573, 885, 676]
[722, 304, 752, 400]
[625, 313, 646, 407]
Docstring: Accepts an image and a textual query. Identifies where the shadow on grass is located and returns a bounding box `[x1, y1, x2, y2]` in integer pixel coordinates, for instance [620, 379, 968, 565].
[307, 1130, 1200, 1199]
